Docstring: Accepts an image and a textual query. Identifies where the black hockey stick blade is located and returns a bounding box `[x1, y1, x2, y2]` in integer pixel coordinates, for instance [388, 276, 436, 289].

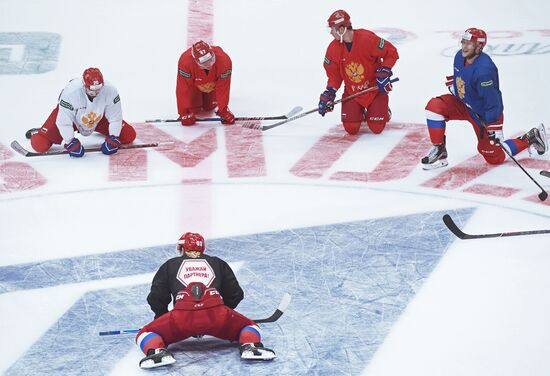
[252, 293, 292, 324]
[11, 140, 173, 157]
[540, 170, 550, 178]
[443, 214, 550, 240]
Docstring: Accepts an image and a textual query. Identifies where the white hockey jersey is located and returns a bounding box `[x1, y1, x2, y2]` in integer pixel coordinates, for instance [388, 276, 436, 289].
[55, 78, 123, 143]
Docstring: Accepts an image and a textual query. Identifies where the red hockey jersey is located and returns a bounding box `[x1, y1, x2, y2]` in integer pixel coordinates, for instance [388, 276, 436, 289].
[323, 29, 399, 108]
[176, 46, 232, 114]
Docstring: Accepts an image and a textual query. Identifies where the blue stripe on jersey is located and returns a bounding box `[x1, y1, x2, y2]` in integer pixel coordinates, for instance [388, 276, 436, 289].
[503, 139, 519, 155]
[139, 332, 161, 352]
[427, 119, 446, 129]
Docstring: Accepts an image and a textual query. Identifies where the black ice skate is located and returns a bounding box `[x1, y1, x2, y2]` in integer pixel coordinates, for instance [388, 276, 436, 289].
[421, 142, 448, 170]
[25, 128, 39, 139]
[139, 348, 176, 369]
[239, 342, 276, 361]
[521, 123, 548, 156]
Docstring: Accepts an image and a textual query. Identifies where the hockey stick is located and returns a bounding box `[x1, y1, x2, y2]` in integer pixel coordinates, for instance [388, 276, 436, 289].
[471, 114, 547, 201]
[98, 292, 292, 336]
[443, 214, 550, 239]
[248, 78, 399, 132]
[144, 106, 303, 123]
[10, 140, 174, 157]
[541, 171, 550, 178]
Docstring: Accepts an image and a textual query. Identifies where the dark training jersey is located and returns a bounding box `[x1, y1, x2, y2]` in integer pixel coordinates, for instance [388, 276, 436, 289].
[147, 253, 244, 318]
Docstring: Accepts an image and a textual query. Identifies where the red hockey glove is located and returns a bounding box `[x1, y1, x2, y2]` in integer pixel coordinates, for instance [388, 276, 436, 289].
[180, 111, 196, 126]
[217, 107, 236, 125]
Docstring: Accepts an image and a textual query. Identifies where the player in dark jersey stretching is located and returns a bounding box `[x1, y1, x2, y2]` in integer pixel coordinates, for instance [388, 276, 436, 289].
[421, 27, 547, 169]
[135, 232, 275, 369]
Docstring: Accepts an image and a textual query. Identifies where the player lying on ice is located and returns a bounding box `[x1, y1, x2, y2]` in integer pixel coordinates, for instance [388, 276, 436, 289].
[135, 232, 275, 369]
[421, 28, 548, 170]
[29, 67, 136, 158]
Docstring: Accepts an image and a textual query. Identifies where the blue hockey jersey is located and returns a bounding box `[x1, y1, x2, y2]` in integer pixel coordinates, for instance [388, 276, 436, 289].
[452, 51, 503, 126]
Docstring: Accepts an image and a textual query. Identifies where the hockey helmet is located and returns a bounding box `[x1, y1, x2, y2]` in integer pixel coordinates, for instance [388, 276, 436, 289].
[327, 10, 352, 29]
[462, 28, 487, 49]
[192, 40, 216, 68]
[177, 232, 205, 254]
[82, 67, 104, 97]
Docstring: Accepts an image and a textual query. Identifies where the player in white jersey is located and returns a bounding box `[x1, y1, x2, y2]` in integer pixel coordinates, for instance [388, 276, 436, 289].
[30, 68, 136, 157]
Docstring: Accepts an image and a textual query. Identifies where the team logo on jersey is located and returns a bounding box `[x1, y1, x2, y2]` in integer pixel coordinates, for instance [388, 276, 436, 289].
[345, 62, 365, 83]
[176, 259, 215, 287]
[198, 82, 216, 93]
[81, 112, 101, 129]
[456, 76, 466, 99]
[113, 95, 120, 104]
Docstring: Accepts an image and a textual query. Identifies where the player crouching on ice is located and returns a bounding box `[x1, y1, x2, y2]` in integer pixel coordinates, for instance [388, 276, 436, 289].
[29, 67, 136, 157]
[135, 232, 275, 369]
[318, 10, 399, 135]
[421, 28, 548, 170]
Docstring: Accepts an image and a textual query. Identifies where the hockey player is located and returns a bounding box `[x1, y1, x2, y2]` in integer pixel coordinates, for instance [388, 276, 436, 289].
[176, 40, 235, 126]
[136, 232, 275, 369]
[30, 67, 136, 157]
[318, 10, 399, 135]
[421, 28, 548, 169]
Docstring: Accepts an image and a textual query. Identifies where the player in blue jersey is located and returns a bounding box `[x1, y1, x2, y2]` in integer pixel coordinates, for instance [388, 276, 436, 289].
[421, 28, 548, 169]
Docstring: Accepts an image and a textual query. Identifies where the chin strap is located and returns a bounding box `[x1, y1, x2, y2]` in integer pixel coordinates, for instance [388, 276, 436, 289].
[337, 27, 347, 43]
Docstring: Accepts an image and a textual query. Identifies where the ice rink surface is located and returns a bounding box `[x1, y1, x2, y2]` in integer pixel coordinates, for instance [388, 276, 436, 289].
[1, 0, 550, 375]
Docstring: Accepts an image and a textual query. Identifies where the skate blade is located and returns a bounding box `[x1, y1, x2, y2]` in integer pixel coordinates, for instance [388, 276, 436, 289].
[241, 350, 276, 361]
[139, 356, 176, 369]
[422, 159, 448, 170]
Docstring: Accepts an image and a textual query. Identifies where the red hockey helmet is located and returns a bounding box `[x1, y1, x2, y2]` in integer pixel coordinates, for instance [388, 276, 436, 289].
[177, 232, 205, 254]
[462, 28, 487, 49]
[327, 10, 352, 28]
[82, 67, 104, 97]
[192, 40, 216, 68]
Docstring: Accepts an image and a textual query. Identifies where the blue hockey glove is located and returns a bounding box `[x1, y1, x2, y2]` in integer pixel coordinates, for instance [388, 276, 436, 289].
[64, 138, 85, 158]
[318, 86, 336, 116]
[101, 135, 122, 155]
[375, 67, 393, 94]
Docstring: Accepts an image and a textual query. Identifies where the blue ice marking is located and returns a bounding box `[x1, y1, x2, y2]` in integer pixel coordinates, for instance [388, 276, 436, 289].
[0, 32, 61, 74]
[5, 208, 475, 375]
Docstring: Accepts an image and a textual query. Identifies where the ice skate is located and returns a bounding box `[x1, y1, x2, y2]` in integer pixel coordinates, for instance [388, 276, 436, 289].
[139, 348, 176, 369]
[421, 143, 448, 170]
[522, 123, 548, 156]
[240, 342, 276, 361]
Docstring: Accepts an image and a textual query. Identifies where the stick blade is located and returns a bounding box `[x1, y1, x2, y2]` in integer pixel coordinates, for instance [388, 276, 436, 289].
[442, 214, 468, 239]
[285, 106, 303, 118]
[10, 140, 31, 156]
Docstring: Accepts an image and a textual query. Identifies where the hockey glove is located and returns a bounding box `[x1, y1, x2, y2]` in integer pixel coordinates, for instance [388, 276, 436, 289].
[445, 75, 455, 95]
[318, 86, 336, 116]
[375, 67, 393, 94]
[487, 124, 504, 145]
[101, 135, 122, 155]
[64, 138, 85, 158]
[180, 111, 196, 126]
[216, 107, 236, 125]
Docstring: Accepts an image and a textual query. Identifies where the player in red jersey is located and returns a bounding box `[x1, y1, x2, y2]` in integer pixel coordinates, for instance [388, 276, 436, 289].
[176, 40, 235, 126]
[135, 232, 275, 369]
[318, 10, 399, 135]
